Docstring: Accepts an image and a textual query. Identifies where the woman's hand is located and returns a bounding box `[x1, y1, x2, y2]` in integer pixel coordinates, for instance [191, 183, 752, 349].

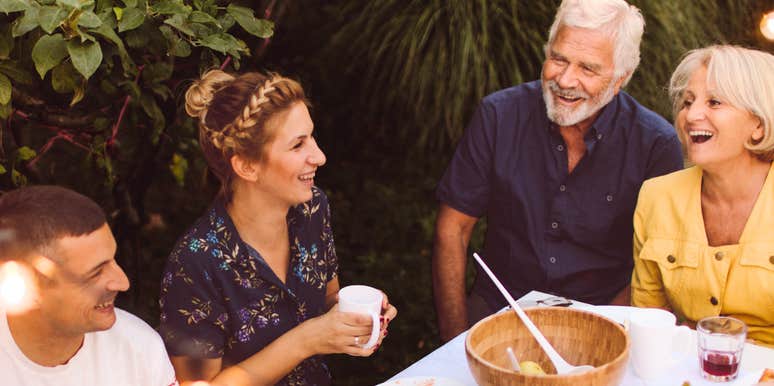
[302, 304, 377, 357]
[374, 292, 398, 350]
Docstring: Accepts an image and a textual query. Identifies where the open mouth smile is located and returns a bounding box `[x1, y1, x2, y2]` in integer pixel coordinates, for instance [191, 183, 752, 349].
[689, 130, 714, 144]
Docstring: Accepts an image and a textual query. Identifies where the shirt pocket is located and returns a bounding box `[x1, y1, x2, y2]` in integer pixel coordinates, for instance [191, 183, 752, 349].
[737, 243, 774, 310]
[639, 238, 700, 298]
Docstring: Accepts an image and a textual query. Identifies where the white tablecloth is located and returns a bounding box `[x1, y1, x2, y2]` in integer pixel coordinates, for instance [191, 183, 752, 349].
[385, 291, 774, 386]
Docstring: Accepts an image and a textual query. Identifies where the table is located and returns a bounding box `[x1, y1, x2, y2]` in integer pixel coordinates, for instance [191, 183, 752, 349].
[386, 291, 774, 385]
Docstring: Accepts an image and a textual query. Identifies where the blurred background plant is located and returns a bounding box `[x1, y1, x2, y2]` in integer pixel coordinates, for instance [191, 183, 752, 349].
[1, 0, 772, 384]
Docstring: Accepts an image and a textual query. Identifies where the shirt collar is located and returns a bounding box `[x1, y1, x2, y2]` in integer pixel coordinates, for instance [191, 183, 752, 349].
[587, 91, 622, 140]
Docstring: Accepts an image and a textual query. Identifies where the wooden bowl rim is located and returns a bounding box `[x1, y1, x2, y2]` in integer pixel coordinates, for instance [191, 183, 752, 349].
[464, 307, 630, 379]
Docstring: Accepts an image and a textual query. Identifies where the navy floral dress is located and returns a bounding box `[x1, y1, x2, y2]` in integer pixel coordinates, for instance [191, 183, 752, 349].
[159, 187, 337, 386]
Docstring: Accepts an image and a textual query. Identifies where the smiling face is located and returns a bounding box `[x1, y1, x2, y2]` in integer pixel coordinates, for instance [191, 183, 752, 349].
[541, 25, 625, 128]
[37, 223, 130, 336]
[676, 65, 763, 169]
[254, 102, 326, 207]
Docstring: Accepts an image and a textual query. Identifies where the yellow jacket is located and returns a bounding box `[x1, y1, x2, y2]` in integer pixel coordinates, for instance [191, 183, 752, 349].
[632, 164, 774, 346]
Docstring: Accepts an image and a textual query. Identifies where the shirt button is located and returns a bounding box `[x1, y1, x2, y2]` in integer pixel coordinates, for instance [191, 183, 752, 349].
[559, 184, 566, 192]
[667, 255, 676, 263]
[596, 133, 603, 140]
[769, 256, 774, 265]
[710, 296, 718, 306]
[606, 194, 613, 202]
[551, 221, 559, 229]
[714, 251, 724, 261]
[556, 144, 564, 151]
[549, 256, 557, 264]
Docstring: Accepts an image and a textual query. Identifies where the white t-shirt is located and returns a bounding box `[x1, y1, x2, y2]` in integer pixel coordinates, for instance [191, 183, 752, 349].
[1, 308, 178, 386]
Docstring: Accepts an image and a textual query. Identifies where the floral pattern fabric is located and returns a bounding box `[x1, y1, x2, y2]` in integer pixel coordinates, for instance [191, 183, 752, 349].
[159, 187, 338, 386]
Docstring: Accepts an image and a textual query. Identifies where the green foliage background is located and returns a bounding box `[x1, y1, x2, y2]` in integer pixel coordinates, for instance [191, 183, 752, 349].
[1, 1, 773, 384]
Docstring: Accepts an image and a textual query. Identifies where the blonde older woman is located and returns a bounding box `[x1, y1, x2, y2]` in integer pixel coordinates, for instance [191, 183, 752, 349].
[631, 45, 774, 346]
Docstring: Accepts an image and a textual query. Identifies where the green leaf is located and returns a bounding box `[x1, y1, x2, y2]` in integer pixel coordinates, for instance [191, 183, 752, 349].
[0, 24, 12, 58]
[119, 79, 139, 98]
[0, 102, 10, 119]
[11, 4, 40, 37]
[0, 73, 10, 104]
[0, 0, 27, 13]
[140, 93, 164, 142]
[142, 61, 173, 84]
[112, 6, 121, 20]
[124, 29, 148, 48]
[78, 10, 102, 27]
[121, 0, 136, 7]
[92, 22, 135, 74]
[150, 0, 190, 16]
[57, 0, 90, 9]
[32, 33, 68, 78]
[11, 169, 27, 186]
[0, 164, 6, 175]
[16, 146, 37, 161]
[0, 61, 35, 85]
[163, 13, 193, 36]
[189, 10, 218, 26]
[117, 6, 143, 32]
[197, 32, 240, 54]
[217, 13, 234, 30]
[99, 78, 117, 94]
[51, 61, 79, 93]
[226, 4, 273, 38]
[38, 6, 68, 34]
[170, 38, 190, 57]
[66, 39, 101, 79]
[150, 83, 171, 101]
[169, 152, 188, 186]
[69, 81, 85, 106]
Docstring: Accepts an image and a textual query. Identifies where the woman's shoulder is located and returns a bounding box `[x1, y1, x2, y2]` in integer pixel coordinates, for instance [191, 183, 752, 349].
[641, 166, 699, 197]
[168, 201, 239, 266]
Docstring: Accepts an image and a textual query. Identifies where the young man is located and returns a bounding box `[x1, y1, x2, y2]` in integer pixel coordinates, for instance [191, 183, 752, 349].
[433, 0, 684, 341]
[0, 185, 178, 385]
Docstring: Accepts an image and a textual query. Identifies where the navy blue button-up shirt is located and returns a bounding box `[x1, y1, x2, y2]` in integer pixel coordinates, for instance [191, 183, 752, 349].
[437, 80, 683, 308]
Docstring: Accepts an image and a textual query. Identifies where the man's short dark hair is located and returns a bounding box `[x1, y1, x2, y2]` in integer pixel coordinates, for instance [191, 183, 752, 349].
[0, 186, 106, 261]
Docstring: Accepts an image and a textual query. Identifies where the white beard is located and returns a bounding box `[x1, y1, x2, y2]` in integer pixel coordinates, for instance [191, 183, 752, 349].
[542, 79, 617, 127]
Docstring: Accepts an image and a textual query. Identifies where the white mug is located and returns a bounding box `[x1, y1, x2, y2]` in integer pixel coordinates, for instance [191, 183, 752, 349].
[628, 308, 693, 380]
[338, 285, 383, 349]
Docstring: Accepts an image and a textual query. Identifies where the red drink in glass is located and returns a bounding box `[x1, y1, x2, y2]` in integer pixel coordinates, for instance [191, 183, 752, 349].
[697, 316, 747, 382]
[700, 349, 740, 378]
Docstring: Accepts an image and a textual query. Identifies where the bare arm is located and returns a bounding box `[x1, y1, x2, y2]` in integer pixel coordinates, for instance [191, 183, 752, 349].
[609, 284, 631, 306]
[432, 204, 478, 342]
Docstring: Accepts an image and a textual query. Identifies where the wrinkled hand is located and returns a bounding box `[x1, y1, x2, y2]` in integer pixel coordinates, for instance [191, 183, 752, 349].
[304, 304, 376, 357]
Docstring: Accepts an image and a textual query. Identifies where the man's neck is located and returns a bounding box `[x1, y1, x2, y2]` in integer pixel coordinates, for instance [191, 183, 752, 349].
[6, 312, 85, 366]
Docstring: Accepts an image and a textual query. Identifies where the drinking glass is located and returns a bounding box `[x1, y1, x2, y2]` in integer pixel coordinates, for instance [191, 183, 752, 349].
[697, 316, 747, 382]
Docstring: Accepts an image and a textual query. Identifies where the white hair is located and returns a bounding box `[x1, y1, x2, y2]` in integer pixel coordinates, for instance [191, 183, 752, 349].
[545, 0, 645, 87]
[669, 45, 774, 162]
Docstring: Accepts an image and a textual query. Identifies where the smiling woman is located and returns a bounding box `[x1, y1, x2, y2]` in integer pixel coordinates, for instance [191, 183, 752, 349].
[159, 70, 397, 386]
[632, 45, 774, 348]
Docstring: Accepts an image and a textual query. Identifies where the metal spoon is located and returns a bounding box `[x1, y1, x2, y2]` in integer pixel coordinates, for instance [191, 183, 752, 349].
[473, 253, 594, 375]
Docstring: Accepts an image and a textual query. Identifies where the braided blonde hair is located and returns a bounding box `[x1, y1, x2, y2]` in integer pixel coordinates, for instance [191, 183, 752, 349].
[184, 70, 309, 201]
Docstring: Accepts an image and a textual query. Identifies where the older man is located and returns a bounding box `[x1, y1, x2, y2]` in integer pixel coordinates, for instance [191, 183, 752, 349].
[0, 186, 178, 385]
[433, 0, 684, 341]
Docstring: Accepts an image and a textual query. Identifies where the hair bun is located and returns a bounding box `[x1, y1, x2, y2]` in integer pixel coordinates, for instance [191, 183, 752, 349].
[185, 70, 236, 120]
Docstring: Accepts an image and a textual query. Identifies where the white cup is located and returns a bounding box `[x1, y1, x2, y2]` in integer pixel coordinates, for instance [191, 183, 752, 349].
[629, 308, 693, 380]
[337, 285, 383, 349]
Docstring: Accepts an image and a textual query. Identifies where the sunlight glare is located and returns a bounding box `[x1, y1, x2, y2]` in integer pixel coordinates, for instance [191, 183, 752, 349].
[761, 11, 774, 41]
[0, 261, 27, 307]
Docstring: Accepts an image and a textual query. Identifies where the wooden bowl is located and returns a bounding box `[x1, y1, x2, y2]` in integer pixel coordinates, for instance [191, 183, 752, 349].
[465, 307, 629, 386]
